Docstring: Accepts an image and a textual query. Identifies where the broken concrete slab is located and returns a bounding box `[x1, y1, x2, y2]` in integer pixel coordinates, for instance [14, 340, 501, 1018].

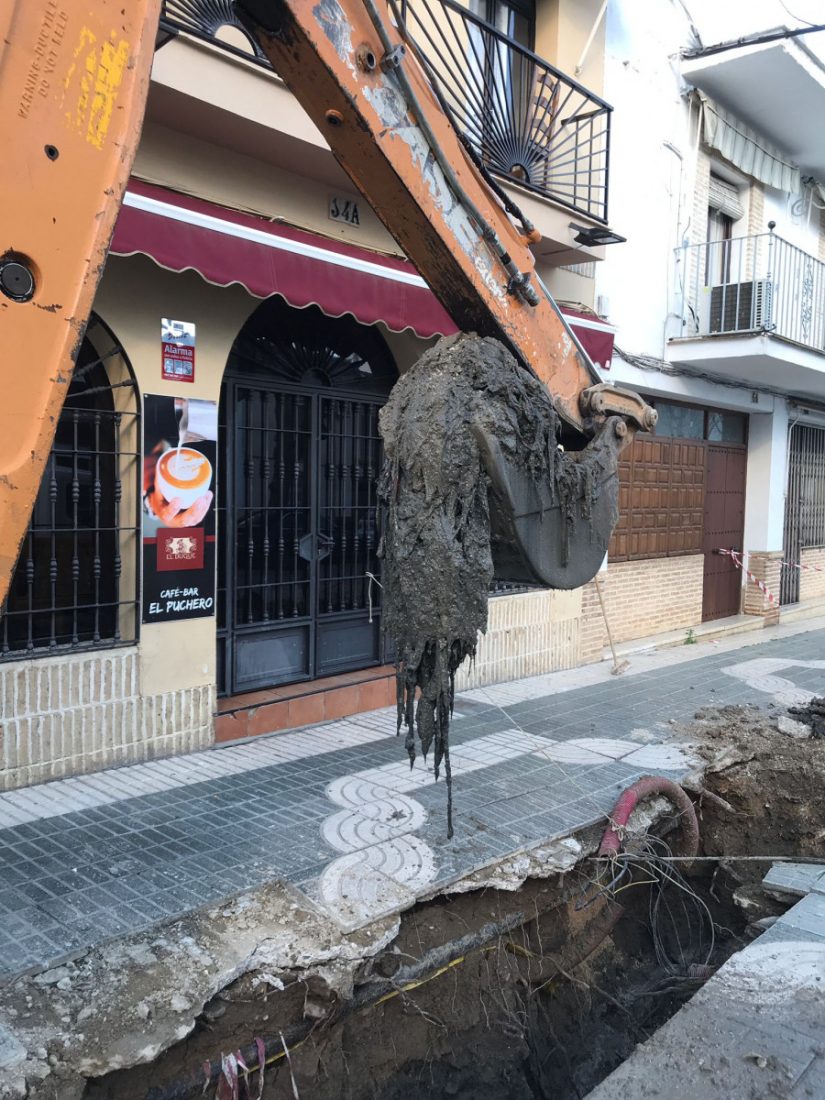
[0, 882, 398, 1099]
[763, 861, 825, 900]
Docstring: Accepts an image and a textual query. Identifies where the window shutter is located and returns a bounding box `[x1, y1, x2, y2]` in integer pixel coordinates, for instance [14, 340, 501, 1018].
[708, 175, 744, 221]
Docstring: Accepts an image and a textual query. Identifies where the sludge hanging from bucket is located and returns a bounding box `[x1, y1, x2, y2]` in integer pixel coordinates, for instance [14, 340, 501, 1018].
[377, 334, 568, 837]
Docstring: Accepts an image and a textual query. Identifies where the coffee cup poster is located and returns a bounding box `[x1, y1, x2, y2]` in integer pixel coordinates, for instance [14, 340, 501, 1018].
[142, 395, 218, 623]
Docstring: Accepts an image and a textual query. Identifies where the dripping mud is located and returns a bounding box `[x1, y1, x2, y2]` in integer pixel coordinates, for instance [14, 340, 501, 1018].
[378, 334, 608, 834]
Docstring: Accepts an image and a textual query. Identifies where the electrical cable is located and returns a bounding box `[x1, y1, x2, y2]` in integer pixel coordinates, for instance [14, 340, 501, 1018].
[779, 1, 819, 28]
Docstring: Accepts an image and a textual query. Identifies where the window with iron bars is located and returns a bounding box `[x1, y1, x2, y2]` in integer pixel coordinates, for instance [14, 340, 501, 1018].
[0, 316, 141, 658]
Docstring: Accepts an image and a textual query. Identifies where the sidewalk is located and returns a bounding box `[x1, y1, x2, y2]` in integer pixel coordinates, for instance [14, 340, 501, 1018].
[1, 617, 824, 981]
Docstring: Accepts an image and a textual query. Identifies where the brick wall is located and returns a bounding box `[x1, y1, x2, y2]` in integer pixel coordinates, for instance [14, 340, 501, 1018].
[800, 548, 825, 601]
[691, 148, 711, 246]
[742, 551, 781, 623]
[580, 555, 704, 662]
[747, 182, 765, 236]
[0, 649, 214, 791]
[455, 589, 582, 691]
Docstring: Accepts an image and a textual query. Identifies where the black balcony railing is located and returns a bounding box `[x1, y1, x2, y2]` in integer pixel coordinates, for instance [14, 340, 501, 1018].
[161, 0, 611, 221]
[397, 0, 611, 222]
[161, 1, 267, 61]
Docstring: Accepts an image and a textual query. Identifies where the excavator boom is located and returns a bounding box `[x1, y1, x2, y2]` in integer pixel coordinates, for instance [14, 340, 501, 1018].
[0, 0, 654, 606]
[0, 0, 161, 607]
[235, 0, 651, 436]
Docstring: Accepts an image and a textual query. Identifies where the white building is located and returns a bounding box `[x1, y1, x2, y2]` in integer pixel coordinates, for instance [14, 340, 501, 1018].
[585, 0, 825, 638]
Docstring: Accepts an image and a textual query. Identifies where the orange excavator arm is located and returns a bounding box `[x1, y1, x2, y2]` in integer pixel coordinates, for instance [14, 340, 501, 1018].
[0, 0, 162, 606]
[235, 0, 653, 437]
[0, 0, 654, 605]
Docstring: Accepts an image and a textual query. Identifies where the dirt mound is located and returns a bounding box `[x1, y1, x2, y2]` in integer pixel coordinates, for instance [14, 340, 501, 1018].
[689, 704, 825, 887]
[788, 695, 825, 737]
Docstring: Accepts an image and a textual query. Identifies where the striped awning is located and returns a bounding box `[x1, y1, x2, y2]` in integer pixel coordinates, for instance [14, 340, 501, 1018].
[111, 180, 615, 366]
[700, 94, 800, 193]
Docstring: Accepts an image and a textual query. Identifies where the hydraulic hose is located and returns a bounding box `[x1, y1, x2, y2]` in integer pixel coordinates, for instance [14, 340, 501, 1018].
[598, 776, 700, 859]
[360, 0, 540, 305]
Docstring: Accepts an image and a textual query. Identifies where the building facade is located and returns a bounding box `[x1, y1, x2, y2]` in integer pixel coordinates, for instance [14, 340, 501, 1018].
[590, 0, 825, 651]
[2, 0, 824, 790]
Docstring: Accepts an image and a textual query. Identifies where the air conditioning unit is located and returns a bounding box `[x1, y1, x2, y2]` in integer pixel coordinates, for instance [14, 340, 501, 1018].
[709, 279, 773, 333]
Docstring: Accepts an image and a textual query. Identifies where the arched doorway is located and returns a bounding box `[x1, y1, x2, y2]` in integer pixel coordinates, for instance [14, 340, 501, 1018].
[217, 299, 398, 696]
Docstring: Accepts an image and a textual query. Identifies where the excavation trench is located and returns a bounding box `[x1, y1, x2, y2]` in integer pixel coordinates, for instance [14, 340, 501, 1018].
[74, 704, 825, 1100]
[79, 836, 740, 1100]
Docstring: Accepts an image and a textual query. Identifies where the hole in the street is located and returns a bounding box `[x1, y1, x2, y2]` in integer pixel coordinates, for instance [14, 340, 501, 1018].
[82, 703, 825, 1099]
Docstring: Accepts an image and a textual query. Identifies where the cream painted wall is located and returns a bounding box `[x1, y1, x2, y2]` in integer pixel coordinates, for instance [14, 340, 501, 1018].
[94, 256, 256, 696]
[542, 263, 596, 309]
[140, 618, 215, 695]
[134, 121, 402, 259]
[536, 0, 607, 97]
[94, 254, 258, 407]
[380, 326, 437, 374]
[150, 36, 325, 156]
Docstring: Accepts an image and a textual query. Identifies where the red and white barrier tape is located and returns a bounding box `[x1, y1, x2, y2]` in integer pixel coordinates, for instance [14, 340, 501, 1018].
[780, 557, 825, 575]
[717, 548, 778, 606]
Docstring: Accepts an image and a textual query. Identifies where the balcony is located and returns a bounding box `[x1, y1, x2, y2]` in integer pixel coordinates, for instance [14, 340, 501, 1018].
[160, 0, 611, 225]
[671, 231, 825, 398]
[682, 37, 825, 180]
[397, 0, 611, 223]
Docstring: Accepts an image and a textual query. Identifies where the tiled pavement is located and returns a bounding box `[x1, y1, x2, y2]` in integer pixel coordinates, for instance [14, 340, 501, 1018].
[0, 623, 823, 979]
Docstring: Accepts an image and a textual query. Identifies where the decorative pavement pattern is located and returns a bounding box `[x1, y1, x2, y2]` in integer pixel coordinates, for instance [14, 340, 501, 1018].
[0, 624, 823, 979]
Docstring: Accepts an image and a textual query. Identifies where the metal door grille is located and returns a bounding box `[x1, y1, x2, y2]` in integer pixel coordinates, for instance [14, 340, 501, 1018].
[234, 386, 312, 626]
[217, 300, 396, 696]
[318, 397, 382, 618]
[0, 317, 140, 658]
[782, 423, 825, 605]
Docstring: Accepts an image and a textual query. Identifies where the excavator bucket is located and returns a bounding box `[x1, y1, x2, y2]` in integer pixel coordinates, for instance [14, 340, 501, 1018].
[0, 0, 161, 606]
[477, 419, 623, 589]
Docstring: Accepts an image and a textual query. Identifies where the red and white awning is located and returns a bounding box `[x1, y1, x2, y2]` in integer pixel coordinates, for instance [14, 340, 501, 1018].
[559, 307, 616, 373]
[111, 180, 614, 365]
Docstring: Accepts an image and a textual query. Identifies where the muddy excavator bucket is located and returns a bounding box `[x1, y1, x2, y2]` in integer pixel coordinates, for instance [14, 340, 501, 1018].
[475, 417, 624, 589]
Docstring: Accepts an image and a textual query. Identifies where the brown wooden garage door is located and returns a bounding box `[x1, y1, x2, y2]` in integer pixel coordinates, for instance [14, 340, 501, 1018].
[610, 435, 706, 560]
[702, 443, 747, 621]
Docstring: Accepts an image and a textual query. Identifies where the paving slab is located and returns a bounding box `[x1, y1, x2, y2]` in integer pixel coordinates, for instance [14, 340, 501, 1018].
[0, 621, 823, 979]
[764, 862, 825, 899]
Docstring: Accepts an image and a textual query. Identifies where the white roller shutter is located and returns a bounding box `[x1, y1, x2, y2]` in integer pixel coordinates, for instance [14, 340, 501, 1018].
[700, 94, 800, 194]
[708, 175, 744, 221]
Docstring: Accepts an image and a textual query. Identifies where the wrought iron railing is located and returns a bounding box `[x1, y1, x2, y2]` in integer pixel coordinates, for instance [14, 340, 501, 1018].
[396, 0, 611, 222]
[675, 231, 825, 354]
[160, 0, 612, 222]
[161, 0, 267, 61]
